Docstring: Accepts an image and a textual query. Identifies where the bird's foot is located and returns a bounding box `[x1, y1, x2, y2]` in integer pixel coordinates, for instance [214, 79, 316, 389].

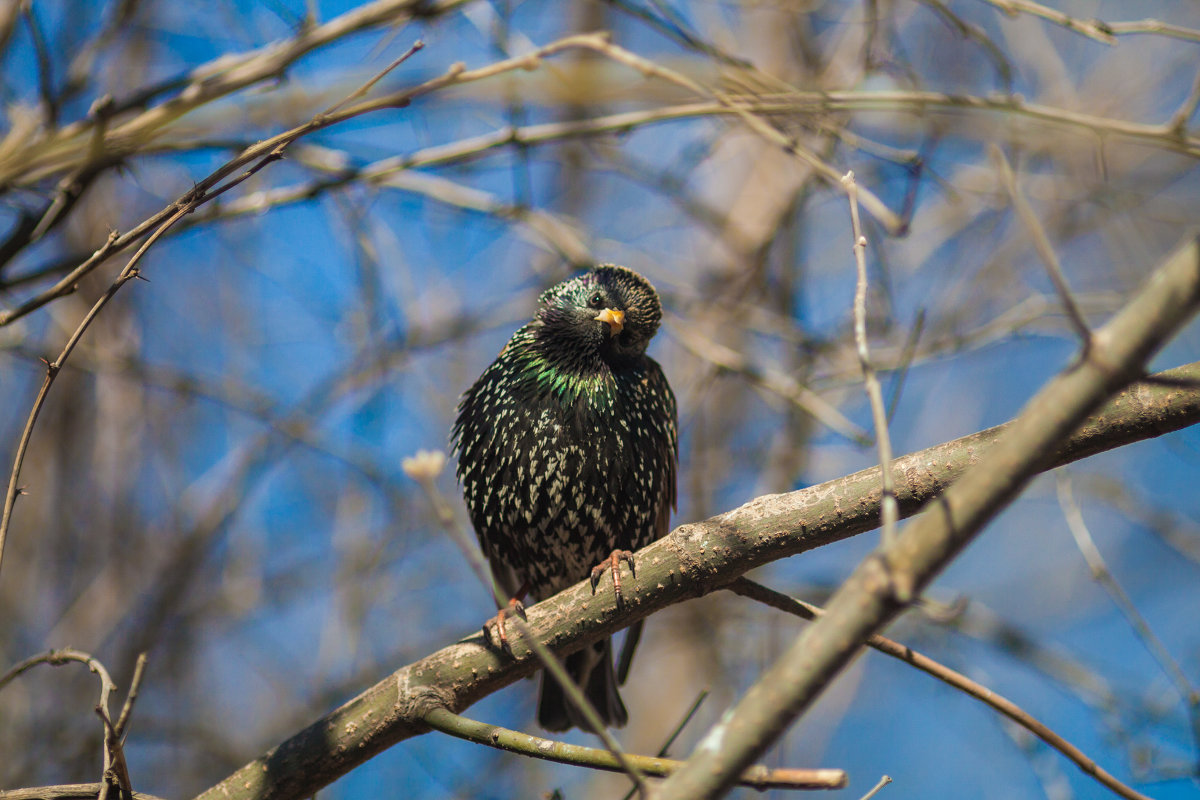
[483, 596, 528, 653]
[590, 549, 636, 607]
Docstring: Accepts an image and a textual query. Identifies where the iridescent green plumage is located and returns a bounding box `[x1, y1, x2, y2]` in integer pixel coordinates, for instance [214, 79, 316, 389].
[513, 347, 617, 408]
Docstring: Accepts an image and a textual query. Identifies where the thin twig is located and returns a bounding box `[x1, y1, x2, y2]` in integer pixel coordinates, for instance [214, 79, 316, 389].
[992, 146, 1092, 344]
[0, 648, 113, 697]
[0, 205, 182, 580]
[317, 39, 424, 117]
[95, 705, 132, 800]
[842, 170, 900, 555]
[114, 652, 149, 737]
[586, 38, 903, 232]
[423, 707, 846, 790]
[857, 775, 893, 800]
[96, 652, 149, 799]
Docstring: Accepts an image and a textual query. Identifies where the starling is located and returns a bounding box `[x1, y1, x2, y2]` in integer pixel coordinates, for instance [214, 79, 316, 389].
[452, 265, 677, 732]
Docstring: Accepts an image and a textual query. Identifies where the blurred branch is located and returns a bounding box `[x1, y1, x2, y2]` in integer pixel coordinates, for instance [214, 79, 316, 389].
[653, 238, 1200, 799]
[423, 707, 846, 790]
[668, 313, 867, 443]
[195, 352, 1200, 800]
[20, 2, 58, 127]
[976, 1, 1200, 44]
[1057, 474, 1200, 764]
[917, 0, 1015, 89]
[89, 308, 473, 680]
[993, 147, 1091, 343]
[1078, 474, 1200, 568]
[585, 39, 905, 231]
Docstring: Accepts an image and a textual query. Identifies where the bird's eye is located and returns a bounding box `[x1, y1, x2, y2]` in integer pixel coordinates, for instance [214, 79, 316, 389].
[588, 292, 605, 309]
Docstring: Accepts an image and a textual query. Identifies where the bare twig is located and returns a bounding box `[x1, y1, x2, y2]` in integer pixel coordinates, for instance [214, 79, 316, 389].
[95, 704, 132, 800]
[423, 707, 846, 790]
[858, 775, 893, 800]
[0, 648, 113, 698]
[993, 146, 1091, 344]
[0, 205, 188, 579]
[843, 170, 900, 553]
[584, 38, 904, 232]
[114, 652, 149, 737]
[318, 39, 425, 118]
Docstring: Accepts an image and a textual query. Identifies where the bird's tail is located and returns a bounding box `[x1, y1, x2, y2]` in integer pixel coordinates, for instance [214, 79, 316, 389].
[537, 636, 628, 732]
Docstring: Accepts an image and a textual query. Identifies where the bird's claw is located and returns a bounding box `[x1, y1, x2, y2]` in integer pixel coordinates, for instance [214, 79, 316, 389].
[483, 597, 527, 653]
[590, 549, 636, 607]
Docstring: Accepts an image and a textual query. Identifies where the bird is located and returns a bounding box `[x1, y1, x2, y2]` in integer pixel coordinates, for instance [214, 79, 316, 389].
[452, 264, 677, 732]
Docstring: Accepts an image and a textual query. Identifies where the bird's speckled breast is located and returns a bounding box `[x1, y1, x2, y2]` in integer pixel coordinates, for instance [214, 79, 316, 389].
[455, 347, 676, 599]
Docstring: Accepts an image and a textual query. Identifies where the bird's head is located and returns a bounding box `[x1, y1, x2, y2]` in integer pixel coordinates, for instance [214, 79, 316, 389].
[535, 265, 663, 365]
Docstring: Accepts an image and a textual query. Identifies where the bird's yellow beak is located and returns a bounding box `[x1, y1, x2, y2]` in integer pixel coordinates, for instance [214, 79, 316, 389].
[595, 307, 625, 335]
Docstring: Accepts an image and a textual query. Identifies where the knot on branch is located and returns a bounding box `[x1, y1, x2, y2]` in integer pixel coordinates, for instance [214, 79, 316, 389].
[395, 675, 455, 724]
[666, 519, 731, 595]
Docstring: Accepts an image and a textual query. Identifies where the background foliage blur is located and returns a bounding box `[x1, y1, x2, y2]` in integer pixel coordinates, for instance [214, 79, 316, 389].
[2, 1, 1199, 798]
